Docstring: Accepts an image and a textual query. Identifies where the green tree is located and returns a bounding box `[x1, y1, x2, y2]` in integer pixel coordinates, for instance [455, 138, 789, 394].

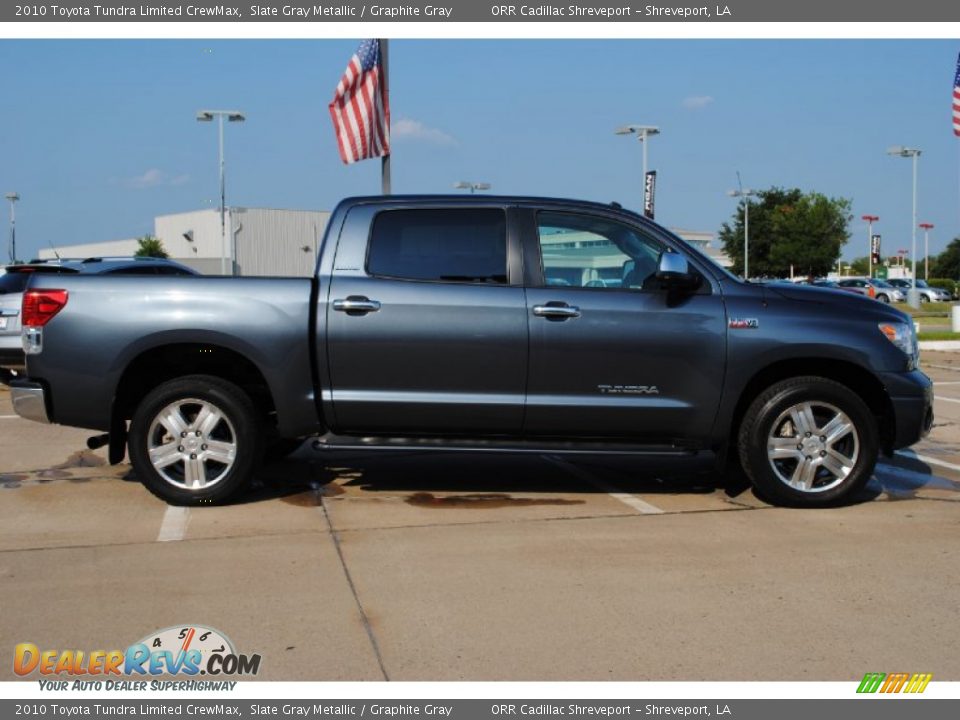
[134, 234, 168, 258]
[931, 237, 960, 279]
[848, 256, 869, 276]
[719, 187, 852, 278]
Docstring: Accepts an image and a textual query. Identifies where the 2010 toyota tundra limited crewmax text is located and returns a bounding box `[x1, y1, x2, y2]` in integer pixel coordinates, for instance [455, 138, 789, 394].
[10, 196, 933, 507]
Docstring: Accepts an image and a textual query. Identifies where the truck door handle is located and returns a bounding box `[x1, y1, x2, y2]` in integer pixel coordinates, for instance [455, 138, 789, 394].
[533, 303, 581, 319]
[332, 297, 381, 314]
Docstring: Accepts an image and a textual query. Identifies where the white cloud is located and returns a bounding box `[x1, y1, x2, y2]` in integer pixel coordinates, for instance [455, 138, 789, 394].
[123, 169, 190, 189]
[681, 95, 714, 110]
[392, 118, 457, 146]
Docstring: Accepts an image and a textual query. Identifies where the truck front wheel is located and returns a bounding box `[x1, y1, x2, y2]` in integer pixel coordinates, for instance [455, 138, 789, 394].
[128, 375, 263, 505]
[737, 376, 879, 507]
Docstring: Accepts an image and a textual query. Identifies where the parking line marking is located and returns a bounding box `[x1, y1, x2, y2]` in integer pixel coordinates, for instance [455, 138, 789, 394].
[934, 381, 960, 385]
[542, 455, 664, 515]
[926, 363, 960, 373]
[934, 396, 960, 404]
[0, 415, 18, 419]
[896, 451, 960, 474]
[156, 506, 191, 542]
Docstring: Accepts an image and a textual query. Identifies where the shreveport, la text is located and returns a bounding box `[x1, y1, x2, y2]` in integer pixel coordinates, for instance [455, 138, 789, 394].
[489, 706, 732, 717]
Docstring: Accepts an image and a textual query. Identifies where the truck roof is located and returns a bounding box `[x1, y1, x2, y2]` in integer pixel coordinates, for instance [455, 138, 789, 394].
[338, 194, 647, 219]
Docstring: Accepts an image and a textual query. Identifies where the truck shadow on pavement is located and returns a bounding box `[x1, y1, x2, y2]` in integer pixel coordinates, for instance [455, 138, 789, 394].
[239, 447, 883, 509]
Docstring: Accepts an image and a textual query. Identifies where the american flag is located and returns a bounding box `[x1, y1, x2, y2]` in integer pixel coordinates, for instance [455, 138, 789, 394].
[954, 51, 960, 137]
[329, 39, 390, 164]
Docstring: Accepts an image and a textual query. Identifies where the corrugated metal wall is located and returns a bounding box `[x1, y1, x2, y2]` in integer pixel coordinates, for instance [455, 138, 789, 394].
[233, 208, 329, 277]
[38, 238, 139, 261]
[155, 209, 224, 262]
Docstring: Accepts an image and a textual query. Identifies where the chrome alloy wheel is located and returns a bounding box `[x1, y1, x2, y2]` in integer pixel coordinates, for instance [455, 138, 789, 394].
[146, 398, 238, 490]
[766, 401, 860, 493]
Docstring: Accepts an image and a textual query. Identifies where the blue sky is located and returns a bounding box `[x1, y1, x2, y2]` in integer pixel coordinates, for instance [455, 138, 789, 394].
[1, 39, 959, 263]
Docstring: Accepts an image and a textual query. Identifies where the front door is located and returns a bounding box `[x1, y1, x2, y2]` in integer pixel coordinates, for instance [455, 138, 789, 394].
[522, 208, 727, 444]
[325, 205, 528, 435]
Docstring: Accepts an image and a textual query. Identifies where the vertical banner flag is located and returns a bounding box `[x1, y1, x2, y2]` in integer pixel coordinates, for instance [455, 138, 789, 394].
[953, 51, 960, 136]
[871, 234, 882, 265]
[643, 171, 657, 219]
[330, 39, 391, 164]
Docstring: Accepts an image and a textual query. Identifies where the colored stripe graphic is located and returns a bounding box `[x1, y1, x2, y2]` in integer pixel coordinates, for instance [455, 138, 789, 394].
[857, 672, 931, 693]
[857, 673, 885, 693]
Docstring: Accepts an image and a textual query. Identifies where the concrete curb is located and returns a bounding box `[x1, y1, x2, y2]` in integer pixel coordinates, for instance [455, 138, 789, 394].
[919, 340, 960, 351]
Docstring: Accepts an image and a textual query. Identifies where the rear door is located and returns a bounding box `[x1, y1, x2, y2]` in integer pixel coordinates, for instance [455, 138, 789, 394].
[521, 207, 727, 443]
[324, 203, 528, 435]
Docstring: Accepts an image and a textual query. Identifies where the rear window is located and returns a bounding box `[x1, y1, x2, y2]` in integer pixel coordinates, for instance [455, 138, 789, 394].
[367, 208, 508, 284]
[0, 267, 76, 294]
[0, 273, 31, 294]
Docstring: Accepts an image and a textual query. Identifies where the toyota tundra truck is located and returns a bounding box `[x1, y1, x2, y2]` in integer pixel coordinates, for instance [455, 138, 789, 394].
[9, 196, 933, 507]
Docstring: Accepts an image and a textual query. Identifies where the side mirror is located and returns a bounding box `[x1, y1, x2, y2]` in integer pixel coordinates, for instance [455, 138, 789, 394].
[656, 252, 689, 280]
[655, 252, 700, 291]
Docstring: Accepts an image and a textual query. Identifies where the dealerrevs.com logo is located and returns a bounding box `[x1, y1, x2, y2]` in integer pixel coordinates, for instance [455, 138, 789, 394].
[857, 672, 932, 694]
[14, 625, 261, 679]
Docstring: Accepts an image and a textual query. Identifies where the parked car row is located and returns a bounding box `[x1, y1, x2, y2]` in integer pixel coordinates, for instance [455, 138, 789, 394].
[0, 257, 198, 382]
[770, 277, 955, 304]
[834, 278, 905, 304]
[885, 278, 953, 303]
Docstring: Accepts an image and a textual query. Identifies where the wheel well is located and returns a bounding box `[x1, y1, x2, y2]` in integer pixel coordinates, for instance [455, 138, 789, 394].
[114, 344, 276, 423]
[728, 358, 895, 455]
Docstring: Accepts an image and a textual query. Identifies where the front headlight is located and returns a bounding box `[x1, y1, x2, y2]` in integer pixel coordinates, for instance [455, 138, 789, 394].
[879, 321, 919, 368]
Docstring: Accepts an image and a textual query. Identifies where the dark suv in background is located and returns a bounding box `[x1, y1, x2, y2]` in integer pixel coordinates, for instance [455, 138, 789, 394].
[0, 257, 198, 382]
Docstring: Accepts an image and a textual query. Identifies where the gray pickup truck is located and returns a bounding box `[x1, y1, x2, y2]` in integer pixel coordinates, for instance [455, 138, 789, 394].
[11, 196, 933, 507]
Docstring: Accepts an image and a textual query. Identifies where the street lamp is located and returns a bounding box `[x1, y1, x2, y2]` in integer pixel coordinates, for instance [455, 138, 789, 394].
[615, 125, 660, 212]
[919, 223, 934, 281]
[453, 181, 491, 194]
[861, 214, 879, 278]
[727, 188, 759, 280]
[197, 109, 246, 275]
[886, 145, 922, 307]
[4, 192, 18, 264]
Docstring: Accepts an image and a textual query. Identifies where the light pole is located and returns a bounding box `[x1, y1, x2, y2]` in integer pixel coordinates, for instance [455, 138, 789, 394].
[615, 125, 660, 212]
[919, 223, 934, 281]
[197, 109, 245, 275]
[862, 214, 879, 278]
[727, 188, 759, 280]
[4, 192, 18, 264]
[453, 181, 491, 194]
[886, 145, 922, 307]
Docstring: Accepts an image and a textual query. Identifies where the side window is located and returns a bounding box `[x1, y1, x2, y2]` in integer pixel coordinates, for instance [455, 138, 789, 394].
[367, 208, 507, 284]
[104, 266, 159, 275]
[536, 211, 664, 290]
[157, 266, 193, 276]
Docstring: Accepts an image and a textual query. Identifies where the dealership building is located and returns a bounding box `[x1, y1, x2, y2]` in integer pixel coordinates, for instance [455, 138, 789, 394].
[39, 207, 730, 276]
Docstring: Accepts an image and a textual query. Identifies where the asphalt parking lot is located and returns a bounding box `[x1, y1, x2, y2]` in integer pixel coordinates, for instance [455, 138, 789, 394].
[2, 354, 959, 682]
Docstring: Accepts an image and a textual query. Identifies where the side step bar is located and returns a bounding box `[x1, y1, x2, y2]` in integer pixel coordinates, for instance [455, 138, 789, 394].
[311, 433, 700, 456]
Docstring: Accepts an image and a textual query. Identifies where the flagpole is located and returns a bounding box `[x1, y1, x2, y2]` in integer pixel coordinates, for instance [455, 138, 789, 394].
[380, 38, 391, 195]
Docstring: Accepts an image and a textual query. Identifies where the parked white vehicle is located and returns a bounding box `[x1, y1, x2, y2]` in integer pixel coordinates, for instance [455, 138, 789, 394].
[886, 279, 951, 303]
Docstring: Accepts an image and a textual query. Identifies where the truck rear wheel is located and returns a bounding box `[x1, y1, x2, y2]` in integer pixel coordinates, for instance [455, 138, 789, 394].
[128, 375, 263, 505]
[737, 376, 878, 507]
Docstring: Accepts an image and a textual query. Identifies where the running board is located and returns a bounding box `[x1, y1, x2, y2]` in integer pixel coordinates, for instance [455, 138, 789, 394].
[311, 433, 699, 456]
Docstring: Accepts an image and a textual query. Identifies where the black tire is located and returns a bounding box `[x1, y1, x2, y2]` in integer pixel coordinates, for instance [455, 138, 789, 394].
[737, 376, 878, 507]
[128, 374, 263, 505]
[919, 294, 929, 304]
[876, 293, 890, 303]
